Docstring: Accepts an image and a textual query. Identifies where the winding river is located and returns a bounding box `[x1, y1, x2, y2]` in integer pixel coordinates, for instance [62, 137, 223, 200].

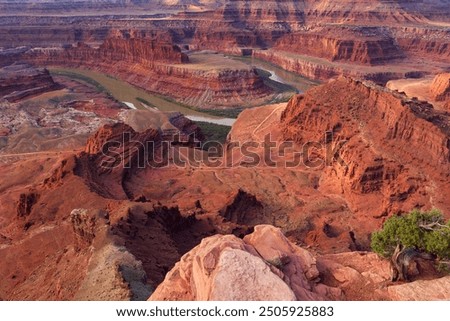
[50, 59, 316, 127]
[230, 56, 319, 93]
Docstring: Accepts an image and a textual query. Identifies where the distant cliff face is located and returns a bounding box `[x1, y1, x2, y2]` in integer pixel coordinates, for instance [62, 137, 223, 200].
[217, 0, 305, 23]
[0, 0, 448, 86]
[275, 28, 405, 65]
[16, 37, 273, 108]
[25, 37, 189, 66]
[431, 73, 450, 102]
[303, 0, 450, 24]
[281, 77, 450, 218]
[0, 63, 61, 102]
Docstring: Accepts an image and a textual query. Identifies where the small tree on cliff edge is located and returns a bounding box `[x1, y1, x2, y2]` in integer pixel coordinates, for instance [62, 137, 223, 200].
[371, 209, 450, 260]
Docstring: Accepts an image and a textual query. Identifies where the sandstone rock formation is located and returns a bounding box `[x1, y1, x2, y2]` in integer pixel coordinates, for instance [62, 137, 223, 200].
[150, 225, 342, 301]
[33, 37, 189, 66]
[150, 225, 449, 301]
[387, 276, 450, 301]
[16, 37, 273, 108]
[281, 77, 450, 224]
[0, 1, 449, 302]
[274, 27, 405, 65]
[78, 122, 162, 199]
[1, 77, 449, 300]
[1, 1, 448, 84]
[0, 63, 61, 102]
[431, 73, 450, 102]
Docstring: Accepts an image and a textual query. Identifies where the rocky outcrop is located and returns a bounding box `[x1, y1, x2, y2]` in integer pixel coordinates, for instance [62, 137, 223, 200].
[26, 37, 188, 66]
[394, 27, 450, 62]
[16, 192, 39, 218]
[253, 49, 423, 85]
[77, 123, 162, 199]
[253, 49, 409, 83]
[275, 28, 405, 65]
[149, 225, 449, 301]
[168, 113, 205, 142]
[316, 251, 391, 300]
[70, 208, 97, 246]
[110, 203, 213, 292]
[149, 225, 342, 301]
[78, 119, 206, 199]
[281, 77, 450, 220]
[216, 0, 305, 23]
[431, 73, 450, 102]
[0, 63, 61, 102]
[303, 0, 450, 24]
[387, 276, 450, 301]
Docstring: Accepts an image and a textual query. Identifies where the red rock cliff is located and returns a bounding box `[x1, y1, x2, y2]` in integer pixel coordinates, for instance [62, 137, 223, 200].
[281, 77, 450, 218]
[430, 73, 450, 102]
[25, 36, 188, 66]
[0, 63, 61, 102]
[20, 36, 272, 108]
[275, 28, 405, 65]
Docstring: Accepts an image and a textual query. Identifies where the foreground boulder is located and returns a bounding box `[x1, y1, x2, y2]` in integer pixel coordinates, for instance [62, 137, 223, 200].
[149, 225, 342, 301]
[387, 276, 450, 301]
[149, 224, 450, 301]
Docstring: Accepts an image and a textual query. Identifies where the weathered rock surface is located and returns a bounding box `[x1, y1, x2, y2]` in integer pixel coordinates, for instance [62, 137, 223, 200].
[219, 189, 264, 225]
[253, 48, 439, 84]
[26, 36, 188, 66]
[431, 73, 450, 102]
[78, 123, 162, 199]
[150, 225, 449, 301]
[281, 77, 450, 225]
[0, 63, 61, 102]
[275, 27, 405, 65]
[149, 225, 342, 301]
[17, 37, 272, 108]
[0, 1, 450, 302]
[387, 276, 450, 301]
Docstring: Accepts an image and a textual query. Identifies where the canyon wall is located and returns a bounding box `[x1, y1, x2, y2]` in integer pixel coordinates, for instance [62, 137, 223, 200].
[216, 0, 305, 23]
[0, 0, 448, 82]
[274, 27, 405, 65]
[0, 63, 61, 102]
[303, 0, 450, 24]
[151, 225, 449, 301]
[25, 37, 188, 66]
[253, 49, 406, 83]
[281, 77, 450, 219]
[431, 73, 450, 101]
[15, 37, 272, 108]
[393, 26, 450, 62]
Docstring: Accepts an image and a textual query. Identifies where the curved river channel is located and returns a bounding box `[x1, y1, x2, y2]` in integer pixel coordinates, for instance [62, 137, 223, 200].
[50, 57, 317, 126]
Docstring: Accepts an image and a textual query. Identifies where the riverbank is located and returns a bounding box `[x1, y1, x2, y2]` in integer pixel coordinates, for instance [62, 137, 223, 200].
[50, 68, 237, 126]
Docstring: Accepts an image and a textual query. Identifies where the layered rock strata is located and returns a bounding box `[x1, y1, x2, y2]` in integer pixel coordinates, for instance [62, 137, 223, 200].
[0, 63, 61, 102]
[281, 77, 450, 221]
[18, 37, 272, 108]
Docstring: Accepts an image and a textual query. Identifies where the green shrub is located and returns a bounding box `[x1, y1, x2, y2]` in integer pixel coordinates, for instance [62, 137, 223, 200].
[371, 209, 450, 259]
[195, 121, 231, 144]
[136, 97, 156, 107]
